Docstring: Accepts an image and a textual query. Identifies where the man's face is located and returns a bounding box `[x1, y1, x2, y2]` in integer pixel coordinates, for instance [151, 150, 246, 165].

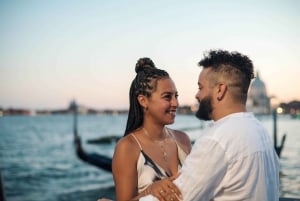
[195, 95, 213, 121]
[195, 68, 213, 121]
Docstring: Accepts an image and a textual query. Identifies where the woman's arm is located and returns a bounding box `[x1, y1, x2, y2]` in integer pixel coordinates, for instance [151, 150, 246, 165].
[112, 137, 139, 201]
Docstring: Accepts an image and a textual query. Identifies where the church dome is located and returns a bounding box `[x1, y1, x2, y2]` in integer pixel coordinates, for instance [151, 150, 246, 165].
[247, 71, 270, 115]
[248, 72, 267, 97]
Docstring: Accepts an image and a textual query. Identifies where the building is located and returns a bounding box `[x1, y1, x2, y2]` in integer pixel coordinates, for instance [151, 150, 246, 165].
[246, 72, 271, 115]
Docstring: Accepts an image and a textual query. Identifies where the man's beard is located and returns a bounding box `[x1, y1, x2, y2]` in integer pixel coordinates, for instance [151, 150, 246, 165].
[195, 96, 213, 121]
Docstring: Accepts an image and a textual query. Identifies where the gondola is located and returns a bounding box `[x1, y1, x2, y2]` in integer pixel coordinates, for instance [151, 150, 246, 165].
[71, 101, 116, 172]
[74, 134, 114, 172]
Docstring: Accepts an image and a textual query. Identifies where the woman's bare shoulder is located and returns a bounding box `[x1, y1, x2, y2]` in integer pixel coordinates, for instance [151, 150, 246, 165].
[113, 134, 141, 159]
[168, 128, 192, 154]
[168, 128, 190, 142]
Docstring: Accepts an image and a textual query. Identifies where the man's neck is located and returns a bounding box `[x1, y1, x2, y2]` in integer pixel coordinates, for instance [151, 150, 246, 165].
[213, 104, 246, 121]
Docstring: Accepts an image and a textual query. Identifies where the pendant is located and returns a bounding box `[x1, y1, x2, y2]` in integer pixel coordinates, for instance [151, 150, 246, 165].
[163, 151, 167, 161]
[158, 141, 167, 161]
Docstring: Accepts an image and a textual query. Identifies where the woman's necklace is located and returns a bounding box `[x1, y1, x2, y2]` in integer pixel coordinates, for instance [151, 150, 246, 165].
[142, 127, 168, 161]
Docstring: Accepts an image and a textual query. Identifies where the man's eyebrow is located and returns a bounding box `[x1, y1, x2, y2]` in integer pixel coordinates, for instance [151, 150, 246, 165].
[161, 91, 175, 95]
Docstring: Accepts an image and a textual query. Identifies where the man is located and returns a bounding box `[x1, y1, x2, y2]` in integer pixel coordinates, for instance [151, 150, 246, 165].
[140, 49, 280, 201]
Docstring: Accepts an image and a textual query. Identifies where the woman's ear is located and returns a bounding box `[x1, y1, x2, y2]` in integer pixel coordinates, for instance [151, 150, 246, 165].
[137, 94, 148, 109]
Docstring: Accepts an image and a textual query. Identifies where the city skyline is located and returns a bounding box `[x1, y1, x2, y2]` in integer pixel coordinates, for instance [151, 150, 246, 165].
[1, 1, 300, 110]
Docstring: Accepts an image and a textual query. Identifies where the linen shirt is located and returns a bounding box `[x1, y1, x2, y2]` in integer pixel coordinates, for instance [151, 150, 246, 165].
[140, 112, 280, 201]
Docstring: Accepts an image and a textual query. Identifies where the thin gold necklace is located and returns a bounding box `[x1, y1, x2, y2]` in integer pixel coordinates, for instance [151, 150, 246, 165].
[142, 127, 168, 161]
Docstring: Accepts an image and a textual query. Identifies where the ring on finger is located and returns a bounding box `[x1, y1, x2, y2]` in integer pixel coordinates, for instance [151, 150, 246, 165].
[160, 189, 164, 194]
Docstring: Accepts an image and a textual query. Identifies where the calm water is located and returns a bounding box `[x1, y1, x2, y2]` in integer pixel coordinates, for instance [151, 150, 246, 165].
[0, 114, 299, 201]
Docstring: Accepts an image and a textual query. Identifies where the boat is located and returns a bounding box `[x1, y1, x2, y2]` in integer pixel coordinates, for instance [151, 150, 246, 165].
[71, 100, 114, 172]
[74, 135, 113, 172]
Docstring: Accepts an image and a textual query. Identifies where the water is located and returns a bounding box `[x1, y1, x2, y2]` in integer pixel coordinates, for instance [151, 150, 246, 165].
[0, 114, 299, 201]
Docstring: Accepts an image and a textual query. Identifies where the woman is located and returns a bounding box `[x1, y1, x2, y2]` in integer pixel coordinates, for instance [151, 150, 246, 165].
[112, 58, 192, 201]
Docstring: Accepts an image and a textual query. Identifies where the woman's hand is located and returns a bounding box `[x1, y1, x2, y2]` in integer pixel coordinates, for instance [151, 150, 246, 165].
[147, 177, 182, 201]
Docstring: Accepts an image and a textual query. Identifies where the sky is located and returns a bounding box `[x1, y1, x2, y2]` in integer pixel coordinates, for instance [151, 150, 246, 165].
[1, 0, 300, 110]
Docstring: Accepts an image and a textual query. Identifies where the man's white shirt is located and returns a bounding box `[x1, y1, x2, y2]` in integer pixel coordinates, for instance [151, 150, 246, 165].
[140, 113, 280, 201]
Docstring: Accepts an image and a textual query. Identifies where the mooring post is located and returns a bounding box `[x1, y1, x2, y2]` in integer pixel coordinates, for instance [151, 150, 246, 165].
[273, 108, 277, 149]
[0, 171, 6, 201]
[273, 108, 287, 157]
[70, 100, 78, 138]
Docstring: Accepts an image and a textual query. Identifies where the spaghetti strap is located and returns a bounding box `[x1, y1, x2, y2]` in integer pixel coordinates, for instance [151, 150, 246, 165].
[165, 127, 188, 166]
[165, 127, 172, 137]
[131, 134, 143, 150]
[165, 127, 179, 146]
[166, 128, 186, 153]
[165, 127, 175, 141]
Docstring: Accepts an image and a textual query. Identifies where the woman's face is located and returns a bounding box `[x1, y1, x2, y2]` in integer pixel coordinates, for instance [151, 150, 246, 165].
[146, 78, 179, 125]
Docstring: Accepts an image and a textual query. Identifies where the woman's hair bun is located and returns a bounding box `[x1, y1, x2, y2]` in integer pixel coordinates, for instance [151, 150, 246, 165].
[135, 57, 156, 73]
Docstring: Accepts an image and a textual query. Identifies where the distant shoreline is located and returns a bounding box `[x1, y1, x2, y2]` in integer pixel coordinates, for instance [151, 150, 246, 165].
[1, 100, 300, 117]
[0, 105, 197, 116]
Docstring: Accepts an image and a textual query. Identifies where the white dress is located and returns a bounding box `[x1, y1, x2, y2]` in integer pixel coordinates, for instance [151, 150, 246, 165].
[131, 129, 188, 193]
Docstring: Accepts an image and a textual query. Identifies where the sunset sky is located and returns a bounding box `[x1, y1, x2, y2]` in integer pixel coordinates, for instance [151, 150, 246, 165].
[1, 0, 299, 110]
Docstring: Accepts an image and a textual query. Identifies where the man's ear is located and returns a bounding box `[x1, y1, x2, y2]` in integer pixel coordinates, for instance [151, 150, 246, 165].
[216, 83, 227, 101]
[137, 94, 148, 108]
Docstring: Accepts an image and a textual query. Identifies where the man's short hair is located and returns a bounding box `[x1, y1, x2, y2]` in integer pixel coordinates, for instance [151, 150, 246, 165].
[198, 49, 255, 103]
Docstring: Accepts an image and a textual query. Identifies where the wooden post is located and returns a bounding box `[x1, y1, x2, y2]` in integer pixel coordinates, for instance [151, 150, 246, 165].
[0, 171, 6, 201]
[273, 108, 286, 157]
[273, 108, 278, 150]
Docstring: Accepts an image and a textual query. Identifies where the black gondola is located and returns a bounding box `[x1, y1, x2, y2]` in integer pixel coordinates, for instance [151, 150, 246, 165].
[71, 100, 115, 172]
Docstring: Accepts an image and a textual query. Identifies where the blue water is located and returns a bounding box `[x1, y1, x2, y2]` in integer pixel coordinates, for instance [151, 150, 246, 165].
[0, 114, 299, 201]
